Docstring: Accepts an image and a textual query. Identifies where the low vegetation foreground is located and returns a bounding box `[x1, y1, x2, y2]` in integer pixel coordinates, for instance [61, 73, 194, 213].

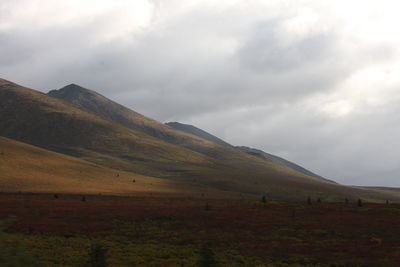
[1, 193, 400, 266]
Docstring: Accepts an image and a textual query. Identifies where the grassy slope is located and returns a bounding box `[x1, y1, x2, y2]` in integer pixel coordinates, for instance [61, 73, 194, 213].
[48, 84, 228, 149]
[1, 78, 399, 201]
[46, 84, 400, 202]
[0, 136, 234, 197]
[165, 121, 233, 147]
[47, 84, 332, 184]
[0, 78, 216, 176]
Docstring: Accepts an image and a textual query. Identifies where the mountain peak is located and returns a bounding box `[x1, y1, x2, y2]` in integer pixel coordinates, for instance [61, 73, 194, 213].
[48, 84, 101, 101]
[50, 83, 88, 93]
[64, 83, 84, 89]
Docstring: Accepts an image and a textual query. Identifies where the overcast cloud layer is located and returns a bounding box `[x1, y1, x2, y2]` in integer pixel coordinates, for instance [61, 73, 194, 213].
[1, 0, 400, 186]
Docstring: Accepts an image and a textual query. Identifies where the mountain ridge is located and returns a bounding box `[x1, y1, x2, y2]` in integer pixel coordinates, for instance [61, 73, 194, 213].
[236, 146, 335, 183]
[0, 78, 217, 178]
[165, 122, 233, 148]
[48, 84, 216, 148]
[2, 77, 399, 201]
[164, 121, 332, 182]
[48, 83, 331, 184]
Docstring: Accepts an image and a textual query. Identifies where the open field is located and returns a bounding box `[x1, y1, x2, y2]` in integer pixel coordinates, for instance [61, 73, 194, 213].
[1, 193, 400, 266]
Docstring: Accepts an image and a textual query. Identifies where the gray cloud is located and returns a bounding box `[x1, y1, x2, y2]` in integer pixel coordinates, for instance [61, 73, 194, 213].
[0, 31, 38, 65]
[1, 0, 400, 186]
[237, 21, 333, 72]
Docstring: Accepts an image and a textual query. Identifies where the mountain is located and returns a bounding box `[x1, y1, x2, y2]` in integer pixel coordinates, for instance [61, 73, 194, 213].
[47, 84, 326, 183]
[48, 85, 276, 178]
[48, 84, 214, 147]
[2, 78, 399, 201]
[0, 136, 235, 197]
[164, 122, 331, 182]
[236, 146, 334, 183]
[0, 78, 218, 179]
[165, 122, 233, 148]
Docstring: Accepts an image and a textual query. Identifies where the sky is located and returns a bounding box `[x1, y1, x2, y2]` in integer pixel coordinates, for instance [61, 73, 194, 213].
[1, 0, 400, 186]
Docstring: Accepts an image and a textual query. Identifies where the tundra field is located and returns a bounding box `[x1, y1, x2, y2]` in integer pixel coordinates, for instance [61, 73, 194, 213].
[1, 193, 400, 266]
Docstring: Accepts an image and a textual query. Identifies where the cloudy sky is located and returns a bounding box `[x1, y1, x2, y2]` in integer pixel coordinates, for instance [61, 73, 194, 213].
[1, 0, 400, 186]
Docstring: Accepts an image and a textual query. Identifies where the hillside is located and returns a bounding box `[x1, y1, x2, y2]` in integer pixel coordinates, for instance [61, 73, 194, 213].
[165, 121, 330, 182]
[165, 122, 233, 147]
[0, 78, 218, 178]
[236, 146, 334, 182]
[48, 84, 215, 148]
[2, 78, 399, 201]
[0, 136, 228, 196]
[47, 84, 331, 184]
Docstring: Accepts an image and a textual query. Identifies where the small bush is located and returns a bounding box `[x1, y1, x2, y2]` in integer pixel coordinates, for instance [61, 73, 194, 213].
[198, 243, 218, 267]
[88, 244, 107, 267]
[261, 195, 267, 204]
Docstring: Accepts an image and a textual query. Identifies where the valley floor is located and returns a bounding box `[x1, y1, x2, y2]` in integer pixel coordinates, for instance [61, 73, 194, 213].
[1, 193, 400, 266]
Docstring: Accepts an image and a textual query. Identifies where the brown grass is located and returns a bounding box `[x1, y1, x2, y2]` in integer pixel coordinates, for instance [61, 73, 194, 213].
[0, 136, 237, 197]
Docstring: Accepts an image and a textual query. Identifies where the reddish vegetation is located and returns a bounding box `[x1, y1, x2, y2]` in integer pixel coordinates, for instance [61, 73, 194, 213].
[1, 193, 400, 265]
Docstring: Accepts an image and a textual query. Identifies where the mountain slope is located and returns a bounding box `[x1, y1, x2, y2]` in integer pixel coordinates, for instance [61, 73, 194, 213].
[165, 122, 233, 148]
[2, 78, 398, 201]
[47, 84, 330, 184]
[164, 121, 330, 182]
[0, 136, 226, 196]
[48, 84, 214, 147]
[236, 146, 334, 183]
[0, 78, 219, 178]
